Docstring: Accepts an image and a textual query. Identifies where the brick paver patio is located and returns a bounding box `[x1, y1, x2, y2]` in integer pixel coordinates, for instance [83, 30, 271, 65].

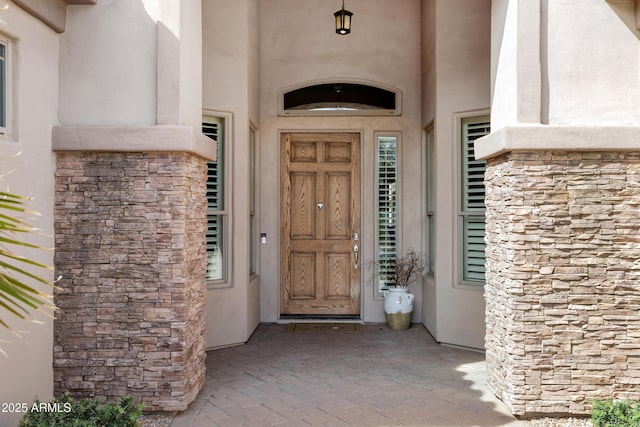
[170, 323, 531, 426]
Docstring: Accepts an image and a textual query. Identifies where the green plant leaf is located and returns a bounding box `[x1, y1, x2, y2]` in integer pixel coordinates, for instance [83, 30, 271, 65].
[0, 297, 29, 320]
[0, 187, 55, 337]
[20, 393, 144, 427]
[0, 260, 51, 285]
[592, 399, 640, 427]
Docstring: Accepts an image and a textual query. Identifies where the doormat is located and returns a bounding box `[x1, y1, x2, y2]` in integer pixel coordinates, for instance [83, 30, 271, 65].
[287, 323, 363, 334]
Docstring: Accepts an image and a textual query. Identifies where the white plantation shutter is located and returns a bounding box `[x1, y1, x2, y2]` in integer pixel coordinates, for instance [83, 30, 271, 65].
[377, 136, 398, 290]
[462, 120, 489, 211]
[463, 216, 486, 282]
[203, 121, 223, 210]
[202, 117, 226, 281]
[461, 116, 489, 283]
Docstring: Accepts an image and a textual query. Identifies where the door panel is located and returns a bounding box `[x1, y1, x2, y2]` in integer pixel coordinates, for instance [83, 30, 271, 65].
[291, 141, 317, 162]
[325, 142, 352, 162]
[326, 173, 350, 239]
[325, 253, 350, 299]
[290, 173, 316, 239]
[281, 132, 361, 315]
[290, 253, 315, 299]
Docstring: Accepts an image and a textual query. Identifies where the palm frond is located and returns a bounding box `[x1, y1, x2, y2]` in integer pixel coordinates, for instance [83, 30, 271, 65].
[0, 236, 42, 248]
[0, 188, 55, 335]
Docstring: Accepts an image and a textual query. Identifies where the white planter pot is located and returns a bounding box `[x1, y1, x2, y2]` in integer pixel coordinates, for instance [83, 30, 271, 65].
[382, 287, 414, 330]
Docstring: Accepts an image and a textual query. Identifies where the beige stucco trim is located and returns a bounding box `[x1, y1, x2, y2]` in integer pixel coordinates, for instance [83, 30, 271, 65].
[608, 0, 640, 29]
[52, 125, 216, 161]
[476, 125, 640, 160]
[490, 0, 542, 130]
[12, 0, 96, 33]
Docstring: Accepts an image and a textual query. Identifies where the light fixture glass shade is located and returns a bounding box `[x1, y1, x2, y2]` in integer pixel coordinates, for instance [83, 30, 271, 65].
[334, 2, 353, 35]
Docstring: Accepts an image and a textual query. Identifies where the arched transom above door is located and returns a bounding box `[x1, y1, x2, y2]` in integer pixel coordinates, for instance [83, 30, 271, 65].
[279, 80, 402, 116]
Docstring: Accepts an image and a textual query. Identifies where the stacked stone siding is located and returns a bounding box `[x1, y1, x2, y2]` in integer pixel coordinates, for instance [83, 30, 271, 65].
[485, 151, 640, 416]
[53, 152, 207, 411]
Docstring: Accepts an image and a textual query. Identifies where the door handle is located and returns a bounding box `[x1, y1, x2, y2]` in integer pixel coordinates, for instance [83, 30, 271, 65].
[353, 244, 359, 269]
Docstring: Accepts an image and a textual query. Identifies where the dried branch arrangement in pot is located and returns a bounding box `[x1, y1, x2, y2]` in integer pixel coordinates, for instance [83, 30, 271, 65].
[384, 248, 426, 290]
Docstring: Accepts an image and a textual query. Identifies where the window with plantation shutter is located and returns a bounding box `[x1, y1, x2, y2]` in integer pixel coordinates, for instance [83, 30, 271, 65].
[0, 41, 6, 132]
[249, 127, 257, 275]
[0, 35, 11, 137]
[202, 116, 227, 282]
[376, 134, 399, 293]
[460, 116, 489, 284]
[425, 126, 435, 274]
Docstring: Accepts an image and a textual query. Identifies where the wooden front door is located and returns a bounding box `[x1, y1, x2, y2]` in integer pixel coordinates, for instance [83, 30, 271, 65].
[280, 132, 361, 315]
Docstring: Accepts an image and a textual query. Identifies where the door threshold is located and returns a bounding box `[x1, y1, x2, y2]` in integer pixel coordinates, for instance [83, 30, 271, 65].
[278, 314, 363, 324]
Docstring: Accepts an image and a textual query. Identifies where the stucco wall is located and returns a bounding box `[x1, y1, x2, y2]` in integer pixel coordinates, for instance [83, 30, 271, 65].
[421, 0, 436, 125]
[176, 0, 202, 129]
[491, 0, 640, 130]
[420, 0, 437, 333]
[544, 0, 640, 125]
[59, 0, 157, 126]
[259, 0, 422, 324]
[421, 0, 491, 348]
[202, 0, 261, 348]
[0, 4, 58, 427]
[60, 0, 202, 129]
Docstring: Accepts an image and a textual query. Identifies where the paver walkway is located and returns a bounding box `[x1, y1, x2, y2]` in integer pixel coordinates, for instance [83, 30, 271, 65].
[171, 323, 527, 427]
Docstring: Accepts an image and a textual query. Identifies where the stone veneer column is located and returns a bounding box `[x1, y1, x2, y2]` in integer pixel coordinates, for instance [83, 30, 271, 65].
[53, 151, 207, 411]
[484, 149, 640, 416]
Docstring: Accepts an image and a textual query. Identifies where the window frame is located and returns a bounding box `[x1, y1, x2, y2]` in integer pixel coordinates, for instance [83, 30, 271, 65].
[249, 125, 257, 276]
[0, 33, 13, 140]
[203, 112, 232, 288]
[424, 124, 435, 275]
[278, 79, 402, 117]
[374, 131, 402, 297]
[456, 112, 490, 288]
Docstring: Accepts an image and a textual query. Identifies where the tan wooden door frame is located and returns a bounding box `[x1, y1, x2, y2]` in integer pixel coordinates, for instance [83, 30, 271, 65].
[280, 132, 361, 316]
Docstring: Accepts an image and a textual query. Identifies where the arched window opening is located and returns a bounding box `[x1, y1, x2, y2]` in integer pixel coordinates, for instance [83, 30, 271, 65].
[280, 82, 401, 116]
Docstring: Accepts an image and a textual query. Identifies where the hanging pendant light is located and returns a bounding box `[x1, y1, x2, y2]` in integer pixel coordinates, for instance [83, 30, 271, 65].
[334, 0, 353, 35]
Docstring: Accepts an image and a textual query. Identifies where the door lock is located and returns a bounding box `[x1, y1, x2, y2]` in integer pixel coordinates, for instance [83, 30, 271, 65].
[353, 244, 359, 269]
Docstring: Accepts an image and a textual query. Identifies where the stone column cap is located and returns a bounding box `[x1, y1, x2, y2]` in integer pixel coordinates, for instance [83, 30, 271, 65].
[52, 125, 216, 161]
[476, 124, 640, 160]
